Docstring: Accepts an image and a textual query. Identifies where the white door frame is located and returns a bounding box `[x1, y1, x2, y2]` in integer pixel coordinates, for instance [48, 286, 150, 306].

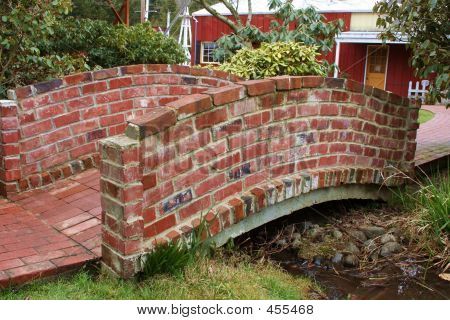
[364, 44, 390, 90]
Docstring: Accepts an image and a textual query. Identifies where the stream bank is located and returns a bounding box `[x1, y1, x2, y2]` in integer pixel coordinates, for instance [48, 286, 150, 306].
[235, 200, 450, 299]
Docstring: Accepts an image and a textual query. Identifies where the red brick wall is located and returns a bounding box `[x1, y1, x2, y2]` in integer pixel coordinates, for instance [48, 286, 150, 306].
[99, 76, 420, 277]
[0, 65, 238, 197]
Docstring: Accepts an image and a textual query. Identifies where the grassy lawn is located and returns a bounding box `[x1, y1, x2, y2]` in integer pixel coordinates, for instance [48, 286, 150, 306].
[418, 109, 435, 124]
[0, 255, 317, 300]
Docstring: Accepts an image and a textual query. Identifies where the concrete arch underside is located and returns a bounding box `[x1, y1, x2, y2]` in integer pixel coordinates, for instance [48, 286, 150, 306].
[211, 184, 389, 247]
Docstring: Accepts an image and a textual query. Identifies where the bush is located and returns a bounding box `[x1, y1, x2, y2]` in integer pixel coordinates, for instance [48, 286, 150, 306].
[40, 18, 187, 68]
[1, 7, 186, 98]
[0, 0, 73, 97]
[216, 42, 328, 80]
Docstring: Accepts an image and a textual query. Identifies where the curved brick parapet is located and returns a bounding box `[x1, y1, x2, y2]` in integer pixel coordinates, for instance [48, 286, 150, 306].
[0, 65, 238, 196]
[99, 76, 420, 278]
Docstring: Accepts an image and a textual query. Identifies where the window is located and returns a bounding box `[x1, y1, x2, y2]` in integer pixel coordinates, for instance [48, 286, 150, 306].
[201, 42, 219, 64]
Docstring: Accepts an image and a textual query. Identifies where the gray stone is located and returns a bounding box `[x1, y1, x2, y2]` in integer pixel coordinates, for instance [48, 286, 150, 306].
[332, 229, 343, 240]
[313, 256, 323, 266]
[275, 239, 287, 247]
[292, 232, 302, 241]
[359, 226, 386, 239]
[308, 226, 324, 241]
[380, 242, 403, 257]
[343, 254, 359, 267]
[364, 239, 377, 252]
[332, 252, 344, 264]
[349, 230, 367, 242]
[381, 233, 397, 244]
[292, 238, 302, 249]
[301, 221, 313, 233]
[345, 242, 360, 255]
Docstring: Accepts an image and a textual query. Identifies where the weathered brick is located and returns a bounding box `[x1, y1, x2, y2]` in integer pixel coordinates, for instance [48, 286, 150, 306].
[238, 80, 275, 96]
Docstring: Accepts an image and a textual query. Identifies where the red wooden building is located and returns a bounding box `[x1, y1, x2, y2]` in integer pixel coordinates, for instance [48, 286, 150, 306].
[191, 0, 420, 97]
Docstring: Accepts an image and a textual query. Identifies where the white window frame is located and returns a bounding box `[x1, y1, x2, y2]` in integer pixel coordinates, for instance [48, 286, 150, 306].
[200, 42, 220, 65]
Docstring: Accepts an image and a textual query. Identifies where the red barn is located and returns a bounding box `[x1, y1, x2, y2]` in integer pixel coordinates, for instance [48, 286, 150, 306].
[191, 0, 421, 97]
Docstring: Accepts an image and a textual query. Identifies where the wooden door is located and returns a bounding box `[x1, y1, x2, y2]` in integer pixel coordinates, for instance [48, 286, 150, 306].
[365, 45, 389, 90]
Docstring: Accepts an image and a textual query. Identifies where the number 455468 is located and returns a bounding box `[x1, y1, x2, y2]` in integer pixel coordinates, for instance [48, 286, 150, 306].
[266, 305, 314, 315]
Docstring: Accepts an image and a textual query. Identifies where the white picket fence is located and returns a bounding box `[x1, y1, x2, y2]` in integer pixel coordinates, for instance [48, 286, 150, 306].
[408, 80, 430, 103]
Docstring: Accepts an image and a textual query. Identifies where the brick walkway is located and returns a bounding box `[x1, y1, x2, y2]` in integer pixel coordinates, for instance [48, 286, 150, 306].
[0, 169, 101, 288]
[415, 105, 450, 166]
[1, 106, 449, 288]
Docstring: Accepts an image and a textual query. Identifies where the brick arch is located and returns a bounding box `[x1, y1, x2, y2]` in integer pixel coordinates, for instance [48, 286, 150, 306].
[0, 65, 239, 196]
[99, 76, 420, 278]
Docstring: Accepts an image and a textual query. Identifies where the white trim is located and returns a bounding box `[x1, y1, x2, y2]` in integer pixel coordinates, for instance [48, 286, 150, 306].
[336, 31, 409, 44]
[200, 42, 220, 65]
[364, 45, 389, 90]
[384, 46, 390, 91]
[192, 0, 379, 16]
[193, 9, 374, 17]
[333, 41, 341, 78]
[363, 45, 369, 85]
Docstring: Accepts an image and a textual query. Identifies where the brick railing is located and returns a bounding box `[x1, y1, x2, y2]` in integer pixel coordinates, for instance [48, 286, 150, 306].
[0, 65, 238, 197]
[99, 76, 420, 278]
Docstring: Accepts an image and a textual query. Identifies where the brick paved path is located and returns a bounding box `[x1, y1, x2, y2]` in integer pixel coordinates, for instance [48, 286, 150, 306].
[0, 106, 449, 288]
[415, 105, 450, 165]
[0, 169, 101, 288]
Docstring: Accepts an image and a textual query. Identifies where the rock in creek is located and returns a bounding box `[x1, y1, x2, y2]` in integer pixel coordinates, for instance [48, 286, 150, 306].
[292, 238, 302, 249]
[359, 225, 386, 239]
[380, 241, 403, 257]
[292, 232, 302, 241]
[364, 239, 377, 252]
[307, 226, 324, 241]
[380, 233, 397, 244]
[349, 230, 367, 242]
[332, 229, 343, 240]
[313, 256, 324, 266]
[332, 252, 344, 264]
[345, 242, 361, 255]
[343, 254, 359, 268]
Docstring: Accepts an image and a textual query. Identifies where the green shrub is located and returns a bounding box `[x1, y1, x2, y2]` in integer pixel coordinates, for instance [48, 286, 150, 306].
[1, 7, 186, 98]
[0, 0, 73, 97]
[40, 18, 187, 68]
[217, 42, 328, 80]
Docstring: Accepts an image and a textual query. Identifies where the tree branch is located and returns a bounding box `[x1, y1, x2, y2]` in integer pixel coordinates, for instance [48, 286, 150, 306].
[221, 0, 243, 28]
[194, 0, 240, 33]
[247, 0, 253, 26]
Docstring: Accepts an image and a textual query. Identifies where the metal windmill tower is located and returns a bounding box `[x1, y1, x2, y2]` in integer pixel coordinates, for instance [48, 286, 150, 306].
[178, 6, 193, 65]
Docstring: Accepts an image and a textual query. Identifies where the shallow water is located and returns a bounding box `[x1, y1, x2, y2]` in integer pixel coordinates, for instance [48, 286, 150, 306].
[236, 200, 450, 300]
[274, 251, 450, 300]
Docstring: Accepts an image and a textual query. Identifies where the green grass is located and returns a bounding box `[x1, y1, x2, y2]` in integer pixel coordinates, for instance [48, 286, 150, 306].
[394, 168, 449, 248]
[418, 109, 435, 124]
[0, 255, 316, 300]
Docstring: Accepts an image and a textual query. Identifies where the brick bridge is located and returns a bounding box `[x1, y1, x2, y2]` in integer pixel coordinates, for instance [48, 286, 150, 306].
[0, 65, 420, 280]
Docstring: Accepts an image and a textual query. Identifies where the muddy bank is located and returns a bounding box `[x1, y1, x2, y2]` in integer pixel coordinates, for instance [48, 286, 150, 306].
[236, 200, 450, 300]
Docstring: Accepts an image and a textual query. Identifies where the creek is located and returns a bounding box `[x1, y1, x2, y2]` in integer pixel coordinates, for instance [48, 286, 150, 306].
[236, 200, 450, 300]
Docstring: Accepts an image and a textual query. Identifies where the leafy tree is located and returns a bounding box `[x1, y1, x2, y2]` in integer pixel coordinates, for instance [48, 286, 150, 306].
[0, 0, 74, 97]
[374, 0, 449, 104]
[192, 0, 343, 61]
